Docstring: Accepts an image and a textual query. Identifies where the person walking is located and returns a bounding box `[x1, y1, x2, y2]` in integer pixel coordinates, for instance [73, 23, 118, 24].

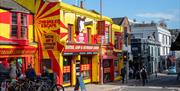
[121, 66, 126, 84]
[140, 67, 147, 86]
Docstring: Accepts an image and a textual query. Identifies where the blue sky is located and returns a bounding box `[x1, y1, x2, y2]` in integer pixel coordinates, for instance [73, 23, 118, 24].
[62, 0, 180, 29]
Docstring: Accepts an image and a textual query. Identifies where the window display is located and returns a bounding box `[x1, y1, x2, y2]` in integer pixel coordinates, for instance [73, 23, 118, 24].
[63, 57, 71, 83]
[81, 56, 91, 80]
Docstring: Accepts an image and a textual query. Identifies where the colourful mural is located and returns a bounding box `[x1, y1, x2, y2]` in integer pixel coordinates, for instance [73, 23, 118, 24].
[33, 0, 67, 84]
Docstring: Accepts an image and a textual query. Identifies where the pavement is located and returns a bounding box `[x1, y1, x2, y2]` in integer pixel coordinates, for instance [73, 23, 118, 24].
[64, 73, 179, 91]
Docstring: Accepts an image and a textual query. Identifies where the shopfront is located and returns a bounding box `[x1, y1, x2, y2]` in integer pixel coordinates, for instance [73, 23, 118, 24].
[102, 46, 123, 82]
[0, 45, 37, 73]
[114, 52, 123, 81]
[63, 44, 99, 86]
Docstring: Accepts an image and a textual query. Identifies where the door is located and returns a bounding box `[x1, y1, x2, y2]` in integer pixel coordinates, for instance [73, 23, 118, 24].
[103, 59, 112, 82]
[63, 57, 71, 84]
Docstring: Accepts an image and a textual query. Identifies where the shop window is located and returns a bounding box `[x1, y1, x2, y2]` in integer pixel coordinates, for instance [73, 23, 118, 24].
[41, 59, 51, 70]
[63, 73, 71, 83]
[105, 26, 110, 44]
[114, 35, 118, 49]
[81, 57, 89, 64]
[103, 60, 110, 68]
[81, 70, 90, 79]
[104, 73, 110, 82]
[114, 32, 121, 49]
[63, 57, 71, 83]
[63, 58, 71, 66]
[68, 24, 73, 42]
[81, 57, 91, 80]
[114, 60, 120, 78]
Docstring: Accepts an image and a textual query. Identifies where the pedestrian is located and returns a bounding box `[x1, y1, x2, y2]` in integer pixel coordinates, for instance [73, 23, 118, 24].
[140, 67, 147, 86]
[121, 66, 126, 84]
[41, 66, 50, 80]
[9, 63, 17, 82]
[177, 72, 180, 80]
[25, 64, 36, 81]
[129, 67, 133, 79]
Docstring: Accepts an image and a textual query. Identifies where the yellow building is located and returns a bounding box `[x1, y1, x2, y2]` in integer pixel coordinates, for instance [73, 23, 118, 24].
[14, 0, 124, 86]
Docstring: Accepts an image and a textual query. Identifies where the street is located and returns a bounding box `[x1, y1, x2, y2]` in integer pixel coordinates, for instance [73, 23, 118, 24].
[117, 86, 179, 91]
[113, 74, 180, 91]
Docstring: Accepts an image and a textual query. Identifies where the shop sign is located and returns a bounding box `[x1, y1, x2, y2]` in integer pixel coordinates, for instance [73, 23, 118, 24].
[43, 34, 57, 50]
[0, 48, 36, 55]
[65, 44, 99, 51]
[104, 68, 110, 73]
[63, 52, 98, 56]
[38, 19, 60, 29]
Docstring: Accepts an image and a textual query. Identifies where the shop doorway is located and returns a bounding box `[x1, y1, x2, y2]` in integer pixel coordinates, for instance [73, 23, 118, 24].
[103, 59, 113, 82]
[63, 57, 72, 85]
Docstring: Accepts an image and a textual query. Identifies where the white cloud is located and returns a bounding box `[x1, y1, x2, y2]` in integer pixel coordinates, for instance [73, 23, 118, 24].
[136, 13, 174, 21]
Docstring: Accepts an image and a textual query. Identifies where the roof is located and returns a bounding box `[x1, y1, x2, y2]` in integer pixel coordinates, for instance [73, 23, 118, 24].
[171, 33, 180, 51]
[60, 2, 112, 23]
[133, 23, 157, 27]
[112, 17, 125, 25]
[0, 0, 30, 13]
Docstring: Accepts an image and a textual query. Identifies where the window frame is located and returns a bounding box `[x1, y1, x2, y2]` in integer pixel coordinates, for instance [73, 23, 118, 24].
[87, 27, 91, 44]
[11, 12, 18, 39]
[20, 13, 28, 39]
[10, 12, 28, 40]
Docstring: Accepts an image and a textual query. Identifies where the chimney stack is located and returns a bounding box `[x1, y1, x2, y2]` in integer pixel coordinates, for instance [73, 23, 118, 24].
[80, 0, 84, 8]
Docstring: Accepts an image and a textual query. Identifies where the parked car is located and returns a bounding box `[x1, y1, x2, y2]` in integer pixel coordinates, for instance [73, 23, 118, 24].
[168, 66, 176, 74]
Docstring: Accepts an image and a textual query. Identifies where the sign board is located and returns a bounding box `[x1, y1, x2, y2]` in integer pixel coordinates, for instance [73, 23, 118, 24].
[63, 52, 98, 56]
[43, 33, 57, 50]
[64, 44, 99, 53]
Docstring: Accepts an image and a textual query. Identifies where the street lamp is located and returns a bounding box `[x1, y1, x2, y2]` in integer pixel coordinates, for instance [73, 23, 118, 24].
[100, 0, 103, 85]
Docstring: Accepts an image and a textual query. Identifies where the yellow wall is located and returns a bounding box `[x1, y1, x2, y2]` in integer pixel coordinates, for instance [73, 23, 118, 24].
[28, 25, 34, 43]
[0, 23, 10, 39]
[92, 54, 100, 82]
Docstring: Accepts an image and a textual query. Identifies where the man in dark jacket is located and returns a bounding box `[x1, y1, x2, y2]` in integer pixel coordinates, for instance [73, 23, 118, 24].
[25, 64, 36, 81]
[140, 67, 147, 86]
[121, 66, 126, 84]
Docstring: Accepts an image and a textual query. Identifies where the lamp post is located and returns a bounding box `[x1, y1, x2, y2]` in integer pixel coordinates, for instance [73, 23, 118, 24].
[100, 0, 103, 85]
